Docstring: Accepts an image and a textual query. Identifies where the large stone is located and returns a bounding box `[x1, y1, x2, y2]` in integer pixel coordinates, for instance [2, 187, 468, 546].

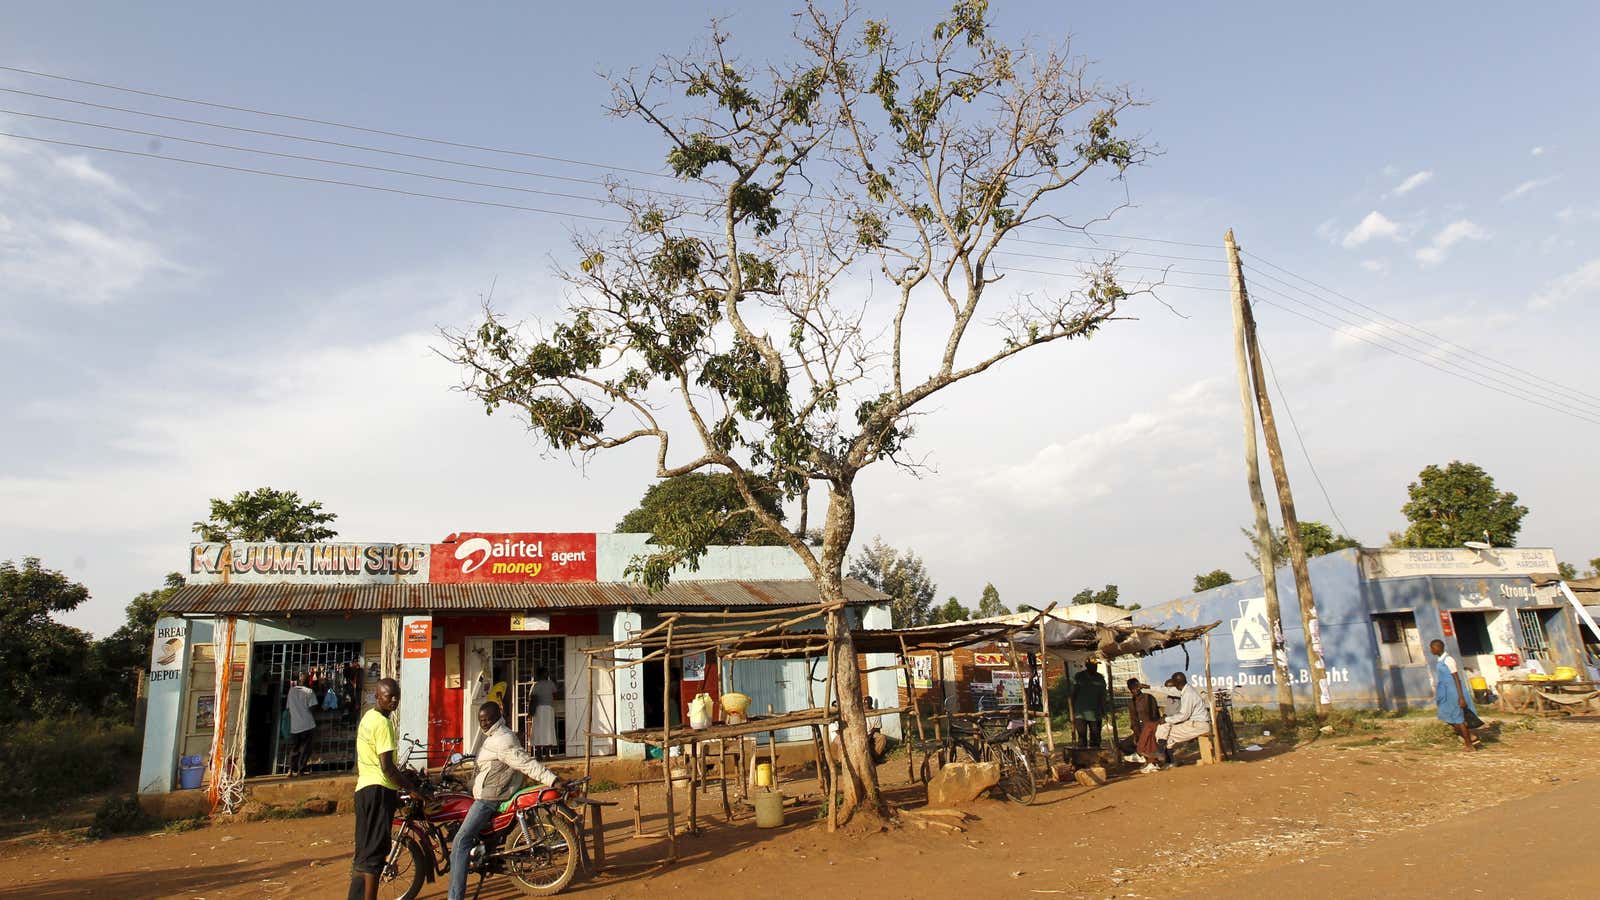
[926, 761, 1000, 808]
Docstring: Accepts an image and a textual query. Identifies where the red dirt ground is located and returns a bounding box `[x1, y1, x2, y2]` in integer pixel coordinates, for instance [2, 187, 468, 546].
[2, 715, 1594, 899]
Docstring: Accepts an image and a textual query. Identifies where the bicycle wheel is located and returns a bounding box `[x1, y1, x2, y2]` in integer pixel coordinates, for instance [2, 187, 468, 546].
[503, 811, 579, 896]
[997, 744, 1037, 805]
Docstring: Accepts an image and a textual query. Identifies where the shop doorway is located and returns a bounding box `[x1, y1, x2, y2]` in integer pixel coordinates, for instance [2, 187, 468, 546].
[245, 640, 366, 777]
[489, 637, 566, 758]
[1450, 610, 1507, 689]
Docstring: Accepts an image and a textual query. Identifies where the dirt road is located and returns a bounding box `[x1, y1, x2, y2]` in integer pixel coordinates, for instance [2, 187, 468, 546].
[2, 716, 1593, 899]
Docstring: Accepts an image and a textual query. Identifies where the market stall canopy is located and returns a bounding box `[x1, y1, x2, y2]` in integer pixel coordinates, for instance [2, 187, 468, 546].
[162, 578, 888, 616]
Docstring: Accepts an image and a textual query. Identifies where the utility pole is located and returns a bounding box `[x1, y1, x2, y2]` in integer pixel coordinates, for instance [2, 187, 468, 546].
[1240, 276, 1331, 719]
[1227, 229, 1298, 728]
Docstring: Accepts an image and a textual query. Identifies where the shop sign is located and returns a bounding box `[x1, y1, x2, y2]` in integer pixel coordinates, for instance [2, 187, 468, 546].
[973, 652, 1009, 667]
[149, 624, 185, 683]
[430, 533, 598, 584]
[1439, 610, 1455, 638]
[188, 542, 430, 584]
[510, 614, 551, 632]
[404, 620, 433, 659]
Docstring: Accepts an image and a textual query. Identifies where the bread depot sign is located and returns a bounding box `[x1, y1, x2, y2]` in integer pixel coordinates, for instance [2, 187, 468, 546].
[430, 533, 598, 583]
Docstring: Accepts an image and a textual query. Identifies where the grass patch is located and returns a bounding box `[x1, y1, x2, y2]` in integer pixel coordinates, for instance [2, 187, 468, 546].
[86, 794, 151, 839]
[589, 779, 622, 793]
[1405, 721, 1458, 748]
[0, 716, 140, 806]
[259, 805, 312, 821]
[163, 816, 208, 834]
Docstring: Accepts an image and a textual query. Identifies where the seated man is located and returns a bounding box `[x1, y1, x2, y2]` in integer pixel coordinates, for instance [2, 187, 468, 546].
[1152, 672, 1210, 769]
[450, 701, 560, 900]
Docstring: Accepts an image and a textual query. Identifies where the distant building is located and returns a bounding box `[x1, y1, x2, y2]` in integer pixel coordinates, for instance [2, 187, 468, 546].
[1134, 547, 1586, 710]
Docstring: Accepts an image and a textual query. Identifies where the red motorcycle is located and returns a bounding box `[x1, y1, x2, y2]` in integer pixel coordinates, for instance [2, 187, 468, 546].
[381, 757, 587, 899]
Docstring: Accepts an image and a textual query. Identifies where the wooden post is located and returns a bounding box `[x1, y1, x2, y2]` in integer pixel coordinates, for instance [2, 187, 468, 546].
[662, 622, 676, 861]
[1227, 228, 1299, 729]
[584, 654, 595, 779]
[933, 650, 947, 740]
[718, 739, 733, 821]
[687, 739, 699, 834]
[1103, 659, 1121, 765]
[1006, 642, 1032, 732]
[1240, 273, 1330, 719]
[822, 642, 839, 834]
[1037, 621, 1056, 756]
[810, 724, 829, 796]
[1205, 634, 1221, 762]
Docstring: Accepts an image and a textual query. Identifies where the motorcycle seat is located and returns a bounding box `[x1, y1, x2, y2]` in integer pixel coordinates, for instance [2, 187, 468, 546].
[497, 784, 560, 814]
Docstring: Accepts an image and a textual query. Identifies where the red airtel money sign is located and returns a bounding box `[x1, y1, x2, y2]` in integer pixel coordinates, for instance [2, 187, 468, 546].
[429, 533, 598, 583]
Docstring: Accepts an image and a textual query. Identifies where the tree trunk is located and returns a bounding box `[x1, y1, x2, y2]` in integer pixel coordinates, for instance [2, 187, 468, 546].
[819, 486, 889, 823]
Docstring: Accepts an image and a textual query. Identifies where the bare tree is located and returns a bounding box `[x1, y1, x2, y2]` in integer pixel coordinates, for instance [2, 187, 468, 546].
[442, 0, 1155, 823]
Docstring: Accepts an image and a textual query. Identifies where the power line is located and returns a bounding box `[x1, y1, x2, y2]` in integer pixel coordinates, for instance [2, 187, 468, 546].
[1248, 267, 1600, 419]
[1247, 283, 1600, 427]
[0, 66, 1230, 264]
[1244, 249, 1600, 406]
[1258, 342, 1355, 539]
[0, 63, 678, 180]
[1241, 261, 1597, 413]
[0, 129, 1235, 295]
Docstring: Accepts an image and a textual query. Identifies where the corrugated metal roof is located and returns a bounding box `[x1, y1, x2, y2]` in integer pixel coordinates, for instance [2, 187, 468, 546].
[163, 579, 887, 616]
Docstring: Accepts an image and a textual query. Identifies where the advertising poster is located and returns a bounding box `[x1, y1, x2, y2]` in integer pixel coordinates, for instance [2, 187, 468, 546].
[682, 652, 707, 682]
[911, 655, 933, 689]
[430, 533, 598, 584]
[403, 620, 433, 659]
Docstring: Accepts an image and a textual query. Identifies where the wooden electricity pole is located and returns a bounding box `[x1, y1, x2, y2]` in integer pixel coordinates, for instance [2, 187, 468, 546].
[1227, 229, 1298, 728]
[1240, 280, 1332, 719]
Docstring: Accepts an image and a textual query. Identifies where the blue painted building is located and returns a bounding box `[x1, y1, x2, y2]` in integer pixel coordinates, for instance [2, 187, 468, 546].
[1134, 547, 1582, 711]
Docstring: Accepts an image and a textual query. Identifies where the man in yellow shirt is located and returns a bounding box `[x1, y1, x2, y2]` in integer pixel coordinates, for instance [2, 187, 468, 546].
[349, 678, 419, 900]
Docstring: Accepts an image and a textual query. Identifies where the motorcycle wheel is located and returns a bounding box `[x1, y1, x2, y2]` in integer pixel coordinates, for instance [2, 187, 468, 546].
[379, 833, 428, 900]
[502, 813, 579, 896]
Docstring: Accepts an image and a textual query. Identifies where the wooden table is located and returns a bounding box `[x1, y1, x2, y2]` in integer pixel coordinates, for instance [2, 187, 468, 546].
[1497, 679, 1600, 716]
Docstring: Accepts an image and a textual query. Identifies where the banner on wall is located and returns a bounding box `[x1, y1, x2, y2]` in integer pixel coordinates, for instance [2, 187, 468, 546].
[430, 533, 598, 584]
[403, 620, 433, 659]
[973, 652, 1008, 667]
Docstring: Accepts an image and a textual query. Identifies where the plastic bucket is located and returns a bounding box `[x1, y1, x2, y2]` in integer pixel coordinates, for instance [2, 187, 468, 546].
[753, 789, 785, 828]
[755, 762, 773, 788]
[179, 755, 205, 790]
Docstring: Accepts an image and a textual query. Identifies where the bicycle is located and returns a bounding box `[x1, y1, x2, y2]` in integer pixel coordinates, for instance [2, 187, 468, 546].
[914, 704, 1037, 805]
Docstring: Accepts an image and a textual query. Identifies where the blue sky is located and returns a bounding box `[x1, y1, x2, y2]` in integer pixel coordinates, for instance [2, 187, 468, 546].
[3, 1, 1598, 634]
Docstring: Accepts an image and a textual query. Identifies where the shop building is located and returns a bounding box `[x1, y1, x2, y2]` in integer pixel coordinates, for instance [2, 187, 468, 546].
[138, 533, 892, 795]
[1133, 547, 1589, 710]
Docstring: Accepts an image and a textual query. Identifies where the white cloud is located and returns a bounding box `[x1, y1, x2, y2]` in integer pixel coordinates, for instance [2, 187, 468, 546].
[972, 378, 1229, 511]
[1360, 259, 1387, 273]
[1531, 146, 1545, 156]
[1315, 218, 1340, 243]
[1415, 219, 1488, 265]
[1530, 258, 1600, 310]
[1556, 206, 1599, 224]
[1503, 176, 1559, 201]
[1341, 211, 1402, 249]
[1391, 170, 1433, 196]
[0, 132, 187, 303]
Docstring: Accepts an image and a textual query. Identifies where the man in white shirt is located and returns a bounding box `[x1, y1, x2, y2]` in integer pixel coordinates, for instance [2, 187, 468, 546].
[1152, 672, 1211, 769]
[286, 672, 318, 776]
[449, 701, 560, 900]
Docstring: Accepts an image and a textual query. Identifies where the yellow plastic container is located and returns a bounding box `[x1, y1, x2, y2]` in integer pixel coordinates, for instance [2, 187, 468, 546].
[1526, 673, 1551, 682]
[753, 789, 785, 828]
[721, 692, 751, 724]
[755, 762, 773, 788]
[1553, 666, 1578, 682]
[1468, 675, 1488, 691]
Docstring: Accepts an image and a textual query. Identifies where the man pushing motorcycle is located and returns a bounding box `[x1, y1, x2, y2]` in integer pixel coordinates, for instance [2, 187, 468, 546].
[450, 700, 560, 900]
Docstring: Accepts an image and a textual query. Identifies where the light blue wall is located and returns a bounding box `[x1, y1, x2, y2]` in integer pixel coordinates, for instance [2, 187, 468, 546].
[596, 534, 814, 581]
[137, 617, 193, 794]
[1135, 550, 1374, 707]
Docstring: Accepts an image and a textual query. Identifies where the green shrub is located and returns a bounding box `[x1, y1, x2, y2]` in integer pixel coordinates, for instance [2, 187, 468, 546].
[164, 816, 207, 834]
[88, 794, 150, 839]
[0, 715, 140, 805]
[1406, 721, 1457, 747]
[1235, 705, 1268, 724]
[589, 779, 621, 793]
